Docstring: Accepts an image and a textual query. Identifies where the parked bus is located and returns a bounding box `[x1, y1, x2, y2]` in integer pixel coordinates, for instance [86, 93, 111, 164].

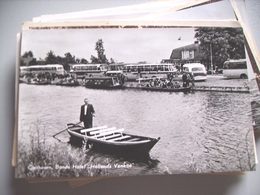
[223, 59, 248, 79]
[183, 63, 207, 81]
[69, 64, 107, 77]
[20, 64, 65, 76]
[123, 63, 177, 81]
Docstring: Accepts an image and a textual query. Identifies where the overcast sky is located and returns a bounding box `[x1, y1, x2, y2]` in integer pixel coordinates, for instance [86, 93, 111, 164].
[21, 28, 196, 63]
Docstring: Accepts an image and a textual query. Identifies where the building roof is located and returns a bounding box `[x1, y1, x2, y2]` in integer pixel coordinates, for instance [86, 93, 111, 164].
[170, 43, 200, 59]
[172, 43, 199, 51]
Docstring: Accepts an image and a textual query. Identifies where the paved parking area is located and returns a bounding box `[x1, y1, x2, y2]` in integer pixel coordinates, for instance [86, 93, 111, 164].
[195, 75, 249, 88]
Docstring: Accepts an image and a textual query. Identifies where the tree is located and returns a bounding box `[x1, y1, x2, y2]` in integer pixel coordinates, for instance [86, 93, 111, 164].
[21, 51, 34, 66]
[29, 58, 37, 65]
[94, 39, 108, 64]
[109, 58, 115, 64]
[20, 59, 26, 66]
[76, 58, 80, 64]
[56, 56, 64, 64]
[22, 51, 34, 58]
[90, 55, 99, 64]
[64, 52, 76, 64]
[194, 27, 246, 69]
[45, 50, 58, 64]
[80, 58, 88, 64]
[63, 52, 76, 71]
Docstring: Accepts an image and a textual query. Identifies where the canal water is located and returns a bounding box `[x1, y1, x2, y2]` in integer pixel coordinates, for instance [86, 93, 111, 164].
[18, 83, 256, 176]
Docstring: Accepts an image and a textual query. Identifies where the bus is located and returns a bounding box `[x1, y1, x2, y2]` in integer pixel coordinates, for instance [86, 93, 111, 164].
[183, 63, 207, 81]
[69, 64, 107, 77]
[123, 63, 177, 81]
[223, 59, 248, 79]
[20, 64, 65, 76]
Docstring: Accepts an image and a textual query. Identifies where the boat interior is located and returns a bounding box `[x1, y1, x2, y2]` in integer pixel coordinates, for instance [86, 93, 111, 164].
[68, 124, 150, 143]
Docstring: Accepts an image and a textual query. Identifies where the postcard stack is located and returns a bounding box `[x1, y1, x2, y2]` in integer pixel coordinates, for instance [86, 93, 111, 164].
[12, 0, 260, 187]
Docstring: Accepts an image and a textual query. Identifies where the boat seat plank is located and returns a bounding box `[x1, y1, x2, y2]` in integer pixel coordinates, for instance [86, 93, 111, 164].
[126, 138, 141, 142]
[80, 125, 107, 133]
[96, 129, 124, 137]
[123, 139, 150, 144]
[89, 127, 117, 135]
[99, 133, 121, 140]
[108, 135, 131, 142]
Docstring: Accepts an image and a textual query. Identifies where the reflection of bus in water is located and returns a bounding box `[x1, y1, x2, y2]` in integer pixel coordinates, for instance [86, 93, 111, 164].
[20, 64, 65, 76]
[70, 64, 107, 77]
[123, 63, 177, 81]
[223, 59, 248, 79]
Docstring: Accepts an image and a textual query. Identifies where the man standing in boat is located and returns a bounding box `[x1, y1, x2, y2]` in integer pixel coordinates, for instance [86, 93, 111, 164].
[80, 98, 95, 129]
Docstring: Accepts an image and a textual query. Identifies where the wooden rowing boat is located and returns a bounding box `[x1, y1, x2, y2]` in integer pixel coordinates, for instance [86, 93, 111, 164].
[67, 123, 160, 156]
[140, 86, 191, 92]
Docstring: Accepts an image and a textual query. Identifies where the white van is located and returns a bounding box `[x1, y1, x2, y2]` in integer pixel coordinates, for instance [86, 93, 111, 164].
[223, 59, 248, 79]
[183, 63, 207, 81]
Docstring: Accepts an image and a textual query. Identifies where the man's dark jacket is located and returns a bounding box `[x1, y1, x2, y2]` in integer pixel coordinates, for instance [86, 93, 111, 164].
[80, 104, 95, 126]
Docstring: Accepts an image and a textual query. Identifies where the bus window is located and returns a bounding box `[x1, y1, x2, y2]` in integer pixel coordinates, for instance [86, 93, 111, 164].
[131, 66, 137, 72]
[223, 63, 229, 69]
[233, 62, 246, 69]
[158, 66, 163, 71]
[144, 65, 149, 71]
[223, 61, 247, 69]
[152, 65, 158, 71]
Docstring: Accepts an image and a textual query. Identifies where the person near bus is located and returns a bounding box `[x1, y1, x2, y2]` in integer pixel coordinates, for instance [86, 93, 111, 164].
[182, 72, 188, 87]
[187, 72, 195, 88]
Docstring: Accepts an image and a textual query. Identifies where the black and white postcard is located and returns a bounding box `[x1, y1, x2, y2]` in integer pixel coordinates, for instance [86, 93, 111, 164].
[16, 26, 257, 178]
